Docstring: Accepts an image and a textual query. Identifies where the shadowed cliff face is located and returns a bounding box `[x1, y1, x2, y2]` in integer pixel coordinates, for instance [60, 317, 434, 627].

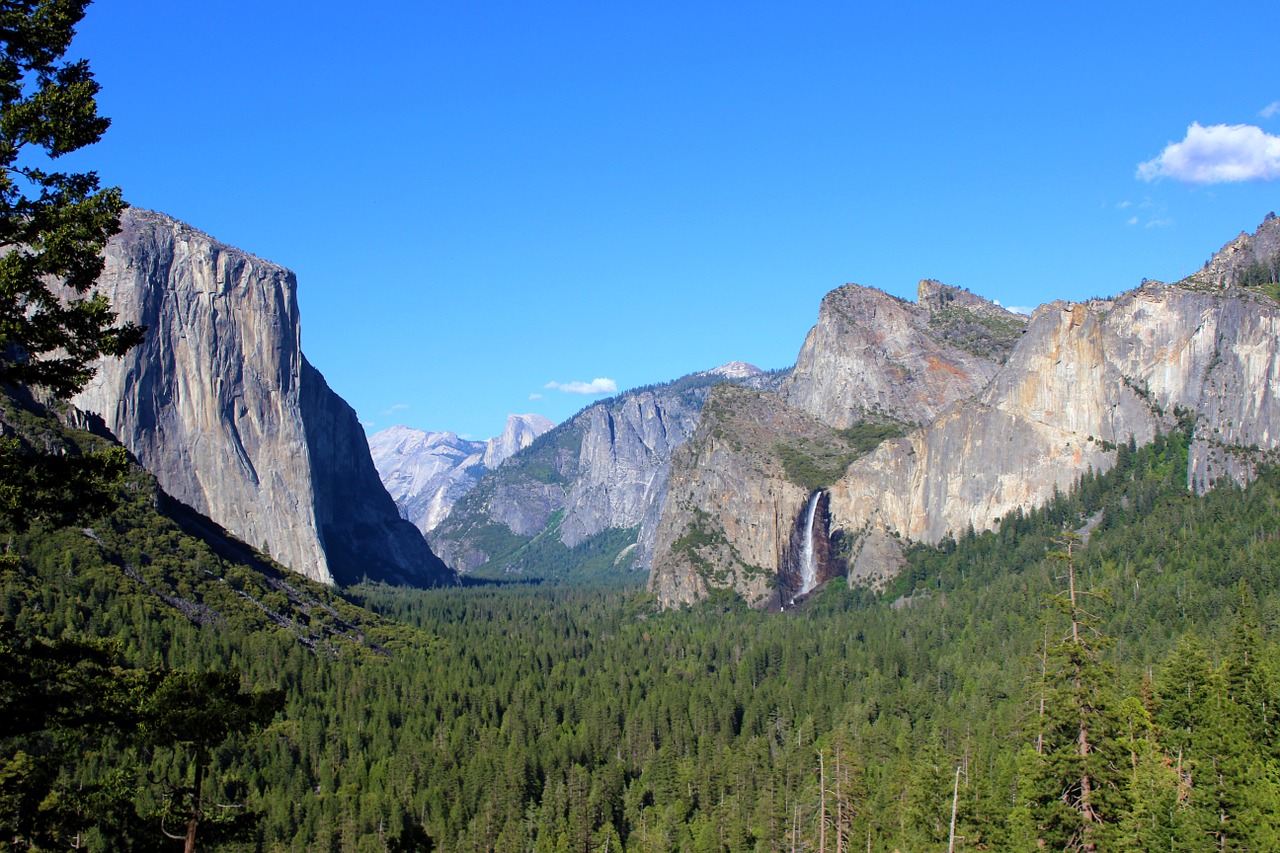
[71, 209, 453, 587]
[299, 358, 452, 586]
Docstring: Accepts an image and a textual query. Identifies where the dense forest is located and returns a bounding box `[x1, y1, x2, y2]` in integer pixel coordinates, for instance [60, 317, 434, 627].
[3, 385, 1279, 851]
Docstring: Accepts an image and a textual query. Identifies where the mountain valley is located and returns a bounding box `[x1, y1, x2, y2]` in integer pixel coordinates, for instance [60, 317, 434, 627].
[6, 196, 1280, 851]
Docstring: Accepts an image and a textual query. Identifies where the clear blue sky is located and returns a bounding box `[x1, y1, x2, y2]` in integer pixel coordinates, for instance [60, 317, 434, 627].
[69, 1, 1280, 439]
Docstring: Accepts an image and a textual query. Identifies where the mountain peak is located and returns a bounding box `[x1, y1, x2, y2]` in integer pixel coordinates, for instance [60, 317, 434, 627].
[703, 361, 764, 380]
[1180, 212, 1280, 290]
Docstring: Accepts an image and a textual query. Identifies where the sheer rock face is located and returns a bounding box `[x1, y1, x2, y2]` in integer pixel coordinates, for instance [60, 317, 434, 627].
[648, 386, 824, 609]
[430, 386, 703, 573]
[828, 299, 1155, 544]
[72, 209, 452, 587]
[780, 281, 1024, 428]
[829, 278, 1280, 547]
[558, 391, 693, 549]
[369, 414, 554, 536]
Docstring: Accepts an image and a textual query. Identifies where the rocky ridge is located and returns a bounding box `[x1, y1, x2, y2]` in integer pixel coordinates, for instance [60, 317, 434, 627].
[780, 281, 1025, 429]
[71, 209, 452, 587]
[430, 364, 785, 577]
[650, 215, 1280, 608]
[1181, 211, 1279, 290]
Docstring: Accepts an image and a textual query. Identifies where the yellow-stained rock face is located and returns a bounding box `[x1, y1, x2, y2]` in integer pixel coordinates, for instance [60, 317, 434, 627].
[831, 280, 1280, 548]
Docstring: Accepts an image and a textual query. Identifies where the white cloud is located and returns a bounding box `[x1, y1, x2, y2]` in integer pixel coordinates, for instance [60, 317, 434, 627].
[1007, 305, 1035, 316]
[544, 377, 618, 395]
[1261, 101, 1280, 119]
[1137, 122, 1280, 183]
[381, 403, 409, 416]
[1117, 200, 1133, 209]
[1127, 216, 1139, 226]
[529, 392, 543, 400]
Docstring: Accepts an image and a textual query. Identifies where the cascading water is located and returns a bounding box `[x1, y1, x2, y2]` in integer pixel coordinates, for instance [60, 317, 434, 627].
[791, 490, 822, 603]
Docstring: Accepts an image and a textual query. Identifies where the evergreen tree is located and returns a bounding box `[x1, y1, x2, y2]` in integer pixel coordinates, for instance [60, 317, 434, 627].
[0, 0, 142, 534]
[1024, 535, 1129, 851]
[0, 0, 143, 398]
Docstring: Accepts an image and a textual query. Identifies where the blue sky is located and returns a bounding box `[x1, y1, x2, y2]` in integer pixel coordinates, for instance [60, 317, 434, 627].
[70, 1, 1280, 439]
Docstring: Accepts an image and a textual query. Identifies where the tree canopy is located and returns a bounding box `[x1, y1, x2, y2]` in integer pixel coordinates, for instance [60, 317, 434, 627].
[0, 0, 142, 400]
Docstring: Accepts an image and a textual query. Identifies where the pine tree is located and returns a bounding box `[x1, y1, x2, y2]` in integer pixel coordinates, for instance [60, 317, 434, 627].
[0, 0, 142, 534]
[1024, 535, 1130, 851]
[0, 0, 143, 398]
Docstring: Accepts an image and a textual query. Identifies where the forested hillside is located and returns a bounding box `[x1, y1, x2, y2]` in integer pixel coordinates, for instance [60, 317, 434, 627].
[4, 382, 1279, 851]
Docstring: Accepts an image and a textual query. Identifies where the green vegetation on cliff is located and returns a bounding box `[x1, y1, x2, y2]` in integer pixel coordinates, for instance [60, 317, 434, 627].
[776, 416, 908, 491]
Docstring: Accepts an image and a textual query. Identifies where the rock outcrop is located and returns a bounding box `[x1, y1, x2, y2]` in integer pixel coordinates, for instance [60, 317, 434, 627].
[830, 277, 1280, 546]
[369, 413, 554, 535]
[651, 215, 1280, 608]
[781, 281, 1025, 428]
[650, 280, 1017, 607]
[648, 385, 848, 608]
[1181, 211, 1279, 289]
[71, 209, 453, 587]
[430, 365, 785, 577]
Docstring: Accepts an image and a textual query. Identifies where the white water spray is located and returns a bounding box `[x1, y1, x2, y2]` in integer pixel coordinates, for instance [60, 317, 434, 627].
[793, 490, 821, 601]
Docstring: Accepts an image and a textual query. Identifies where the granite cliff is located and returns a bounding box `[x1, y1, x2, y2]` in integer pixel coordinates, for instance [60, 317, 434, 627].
[71, 209, 453, 587]
[369, 413, 554, 535]
[830, 276, 1280, 545]
[649, 281, 1016, 605]
[650, 215, 1280, 608]
[647, 385, 849, 608]
[781, 281, 1024, 428]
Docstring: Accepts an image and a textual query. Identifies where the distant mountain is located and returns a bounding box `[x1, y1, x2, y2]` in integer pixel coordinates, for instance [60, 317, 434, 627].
[649, 215, 1280, 608]
[429, 364, 785, 579]
[369, 413, 555, 535]
[71, 209, 453, 588]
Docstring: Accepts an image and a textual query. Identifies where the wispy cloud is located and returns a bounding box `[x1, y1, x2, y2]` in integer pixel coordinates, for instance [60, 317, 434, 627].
[545, 378, 618, 395]
[1120, 197, 1171, 228]
[1261, 101, 1280, 119]
[529, 392, 543, 401]
[1116, 200, 1133, 210]
[1007, 305, 1035, 316]
[381, 403, 410, 416]
[1137, 122, 1280, 183]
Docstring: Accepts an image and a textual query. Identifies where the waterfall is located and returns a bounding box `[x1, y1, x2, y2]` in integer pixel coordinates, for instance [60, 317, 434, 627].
[792, 490, 822, 602]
